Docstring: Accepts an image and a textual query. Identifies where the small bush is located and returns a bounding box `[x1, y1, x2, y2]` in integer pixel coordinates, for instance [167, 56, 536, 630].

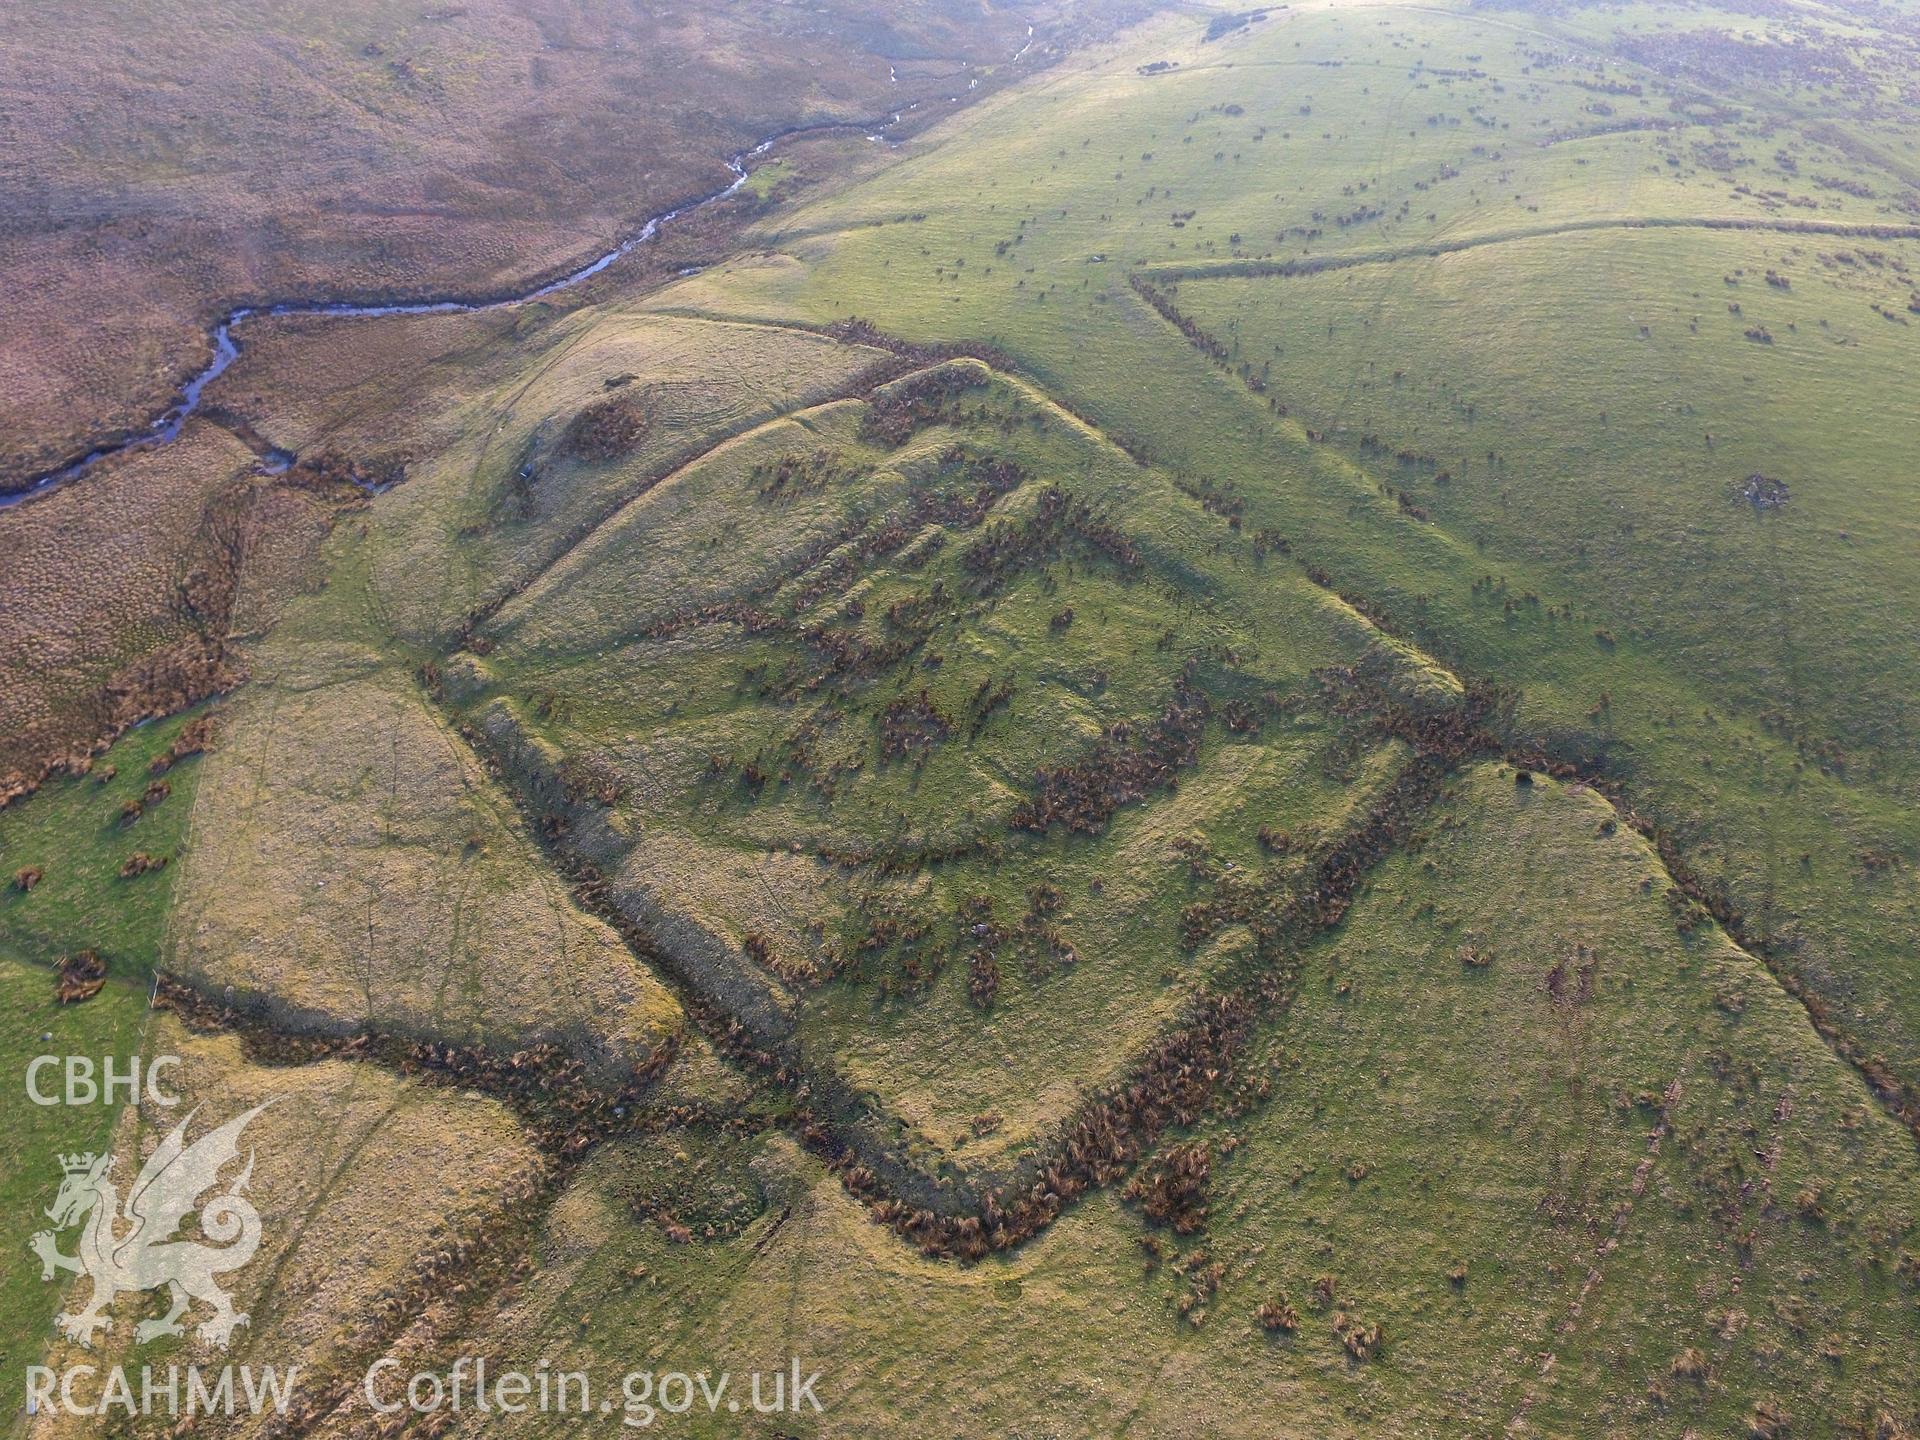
[1125, 1140, 1212, 1234]
[560, 391, 653, 461]
[558, 754, 630, 807]
[54, 950, 108, 1004]
[1257, 1297, 1300, 1333]
[1332, 1310, 1382, 1361]
[1670, 1347, 1708, 1381]
[150, 715, 214, 775]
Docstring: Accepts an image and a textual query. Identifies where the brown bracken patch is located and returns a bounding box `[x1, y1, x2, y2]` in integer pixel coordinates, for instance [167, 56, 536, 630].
[54, 949, 108, 1004]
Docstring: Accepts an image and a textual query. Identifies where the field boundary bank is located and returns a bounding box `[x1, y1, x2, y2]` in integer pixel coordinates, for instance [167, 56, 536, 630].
[91, 315, 1919, 1287]
[436, 344, 1496, 1254]
[442, 338, 1920, 1256]
[1138, 213, 1920, 285]
[146, 976, 763, 1439]
[457, 331, 1022, 646]
[446, 686, 1466, 1259]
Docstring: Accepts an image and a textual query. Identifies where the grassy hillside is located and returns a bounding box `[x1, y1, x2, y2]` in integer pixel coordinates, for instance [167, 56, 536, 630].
[652, 0, 1920, 1141]
[2, 1, 1918, 1435]
[0, 959, 148, 1383]
[459, 359, 1425, 1167]
[412, 766, 1920, 1438]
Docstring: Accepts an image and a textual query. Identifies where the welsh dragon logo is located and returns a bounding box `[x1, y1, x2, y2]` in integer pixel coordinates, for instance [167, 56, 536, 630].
[30, 1104, 271, 1349]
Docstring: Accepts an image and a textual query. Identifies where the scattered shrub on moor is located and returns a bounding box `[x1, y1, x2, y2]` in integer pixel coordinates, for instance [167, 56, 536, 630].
[560, 390, 654, 461]
[54, 949, 108, 1004]
[1125, 1139, 1213, 1234]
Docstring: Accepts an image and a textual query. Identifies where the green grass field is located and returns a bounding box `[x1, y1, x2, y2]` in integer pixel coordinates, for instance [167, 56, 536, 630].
[458, 359, 1431, 1168]
[0, 958, 148, 1386]
[438, 764, 1920, 1436]
[4, 0, 1919, 1434]
[647, 0, 1920, 1139]
[0, 712, 196, 1380]
[0, 707, 209, 980]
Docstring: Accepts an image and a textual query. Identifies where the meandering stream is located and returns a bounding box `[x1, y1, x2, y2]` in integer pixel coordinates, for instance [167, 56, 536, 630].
[2, 123, 873, 508]
[5, 6, 1065, 513]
